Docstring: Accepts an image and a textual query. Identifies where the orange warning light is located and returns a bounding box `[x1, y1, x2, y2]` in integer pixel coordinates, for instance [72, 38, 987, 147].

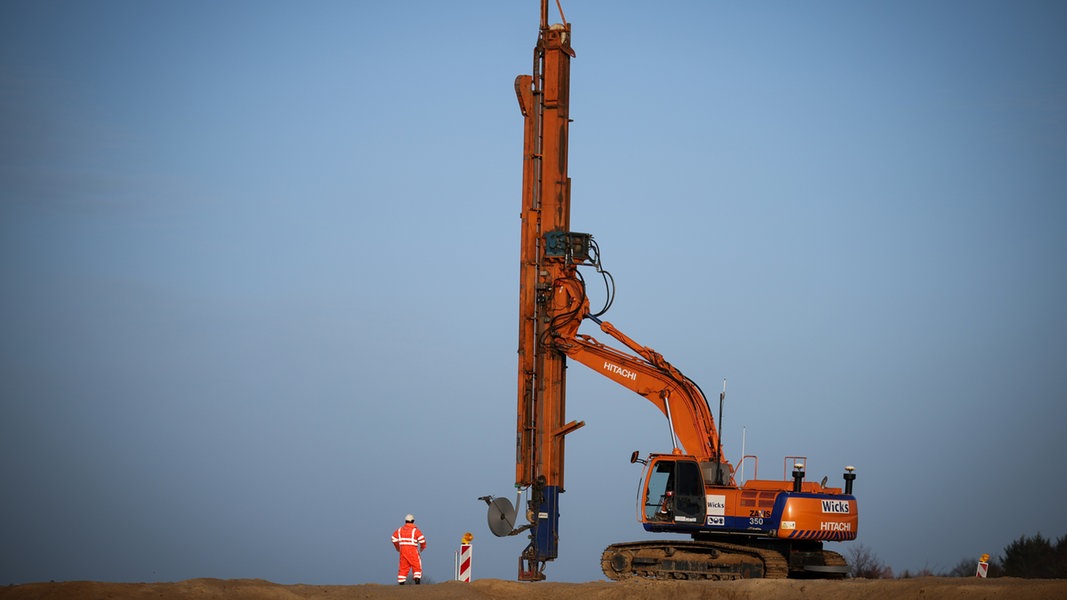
[980, 553, 989, 563]
[462, 532, 474, 544]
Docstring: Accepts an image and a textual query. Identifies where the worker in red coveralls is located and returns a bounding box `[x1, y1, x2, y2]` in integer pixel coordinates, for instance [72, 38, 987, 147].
[391, 514, 426, 584]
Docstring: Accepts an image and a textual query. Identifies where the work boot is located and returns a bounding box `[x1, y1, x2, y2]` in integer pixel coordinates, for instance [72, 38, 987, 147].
[398, 581, 404, 585]
[414, 578, 421, 585]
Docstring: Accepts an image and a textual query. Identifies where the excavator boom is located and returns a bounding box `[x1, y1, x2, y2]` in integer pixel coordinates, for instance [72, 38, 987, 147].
[561, 323, 724, 468]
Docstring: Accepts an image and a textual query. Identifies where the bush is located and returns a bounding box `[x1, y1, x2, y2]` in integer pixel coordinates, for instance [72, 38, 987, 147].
[846, 544, 893, 579]
[1001, 533, 1066, 578]
[898, 566, 935, 578]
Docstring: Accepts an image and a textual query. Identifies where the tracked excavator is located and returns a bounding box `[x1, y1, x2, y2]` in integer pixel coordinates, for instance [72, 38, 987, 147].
[481, 1, 858, 581]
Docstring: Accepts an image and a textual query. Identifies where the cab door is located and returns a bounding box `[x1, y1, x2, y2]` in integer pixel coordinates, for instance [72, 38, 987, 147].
[640, 456, 705, 525]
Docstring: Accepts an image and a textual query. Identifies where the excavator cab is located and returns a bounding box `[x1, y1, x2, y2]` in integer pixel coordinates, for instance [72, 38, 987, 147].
[640, 455, 705, 528]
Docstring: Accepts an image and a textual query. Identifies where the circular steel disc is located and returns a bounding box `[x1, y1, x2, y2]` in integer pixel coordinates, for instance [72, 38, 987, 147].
[487, 497, 517, 537]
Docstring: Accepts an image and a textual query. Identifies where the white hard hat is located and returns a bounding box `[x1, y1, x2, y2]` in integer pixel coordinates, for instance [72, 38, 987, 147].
[405, 514, 415, 522]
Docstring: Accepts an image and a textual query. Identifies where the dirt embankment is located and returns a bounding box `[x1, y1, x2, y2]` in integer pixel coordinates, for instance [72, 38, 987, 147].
[2, 577, 1065, 600]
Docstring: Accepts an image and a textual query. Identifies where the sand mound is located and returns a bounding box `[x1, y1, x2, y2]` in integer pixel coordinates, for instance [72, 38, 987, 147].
[2, 576, 1064, 600]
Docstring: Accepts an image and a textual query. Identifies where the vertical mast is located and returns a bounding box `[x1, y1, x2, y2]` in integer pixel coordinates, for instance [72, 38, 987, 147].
[514, 0, 577, 581]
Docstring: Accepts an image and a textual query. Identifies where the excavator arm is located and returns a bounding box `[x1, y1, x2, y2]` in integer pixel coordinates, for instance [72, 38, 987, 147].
[558, 323, 727, 468]
[547, 273, 730, 477]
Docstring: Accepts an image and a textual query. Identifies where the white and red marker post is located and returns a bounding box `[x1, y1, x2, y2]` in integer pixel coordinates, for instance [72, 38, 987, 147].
[454, 532, 473, 582]
[976, 553, 990, 578]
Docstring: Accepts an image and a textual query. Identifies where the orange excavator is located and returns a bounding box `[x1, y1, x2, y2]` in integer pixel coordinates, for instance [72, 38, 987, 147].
[481, 1, 858, 581]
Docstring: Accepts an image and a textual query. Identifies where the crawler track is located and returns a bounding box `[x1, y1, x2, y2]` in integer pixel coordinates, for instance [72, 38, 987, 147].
[601, 540, 789, 581]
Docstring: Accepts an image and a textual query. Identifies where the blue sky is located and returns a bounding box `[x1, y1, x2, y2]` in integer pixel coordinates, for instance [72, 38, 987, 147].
[2, 0, 1065, 585]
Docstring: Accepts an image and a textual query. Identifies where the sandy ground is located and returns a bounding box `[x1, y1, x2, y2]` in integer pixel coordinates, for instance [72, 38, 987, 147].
[2, 577, 1065, 600]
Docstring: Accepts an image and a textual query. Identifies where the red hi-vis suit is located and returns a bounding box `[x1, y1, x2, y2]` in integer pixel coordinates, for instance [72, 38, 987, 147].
[391, 522, 426, 583]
